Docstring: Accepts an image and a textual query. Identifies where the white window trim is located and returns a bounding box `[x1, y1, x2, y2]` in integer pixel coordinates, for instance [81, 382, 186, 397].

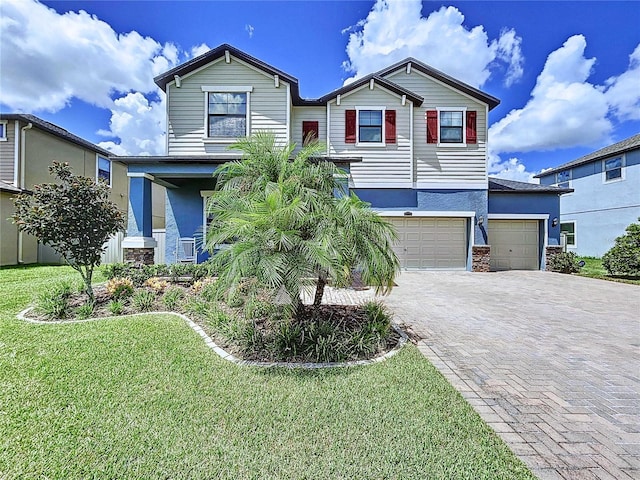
[96, 154, 112, 187]
[355, 106, 386, 147]
[0, 120, 7, 141]
[560, 220, 577, 249]
[201, 86, 253, 142]
[602, 155, 625, 184]
[554, 169, 572, 190]
[436, 107, 467, 147]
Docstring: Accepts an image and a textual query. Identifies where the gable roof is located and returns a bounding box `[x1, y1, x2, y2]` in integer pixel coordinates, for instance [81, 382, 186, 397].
[0, 113, 112, 157]
[318, 75, 424, 106]
[376, 58, 501, 110]
[535, 133, 640, 178]
[488, 177, 573, 194]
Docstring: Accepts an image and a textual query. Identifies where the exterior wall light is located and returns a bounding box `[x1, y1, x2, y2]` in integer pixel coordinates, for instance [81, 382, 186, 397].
[552, 217, 558, 227]
[477, 215, 484, 225]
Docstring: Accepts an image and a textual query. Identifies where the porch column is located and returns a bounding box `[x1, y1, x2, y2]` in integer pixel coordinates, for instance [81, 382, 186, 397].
[122, 173, 156, 264]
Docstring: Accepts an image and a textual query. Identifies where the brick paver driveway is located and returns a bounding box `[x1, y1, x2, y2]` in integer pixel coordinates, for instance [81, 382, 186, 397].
[384, 271, 639, 480]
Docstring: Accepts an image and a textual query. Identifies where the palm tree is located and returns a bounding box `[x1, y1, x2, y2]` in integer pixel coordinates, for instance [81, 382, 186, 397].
[206, 132, 399, 319]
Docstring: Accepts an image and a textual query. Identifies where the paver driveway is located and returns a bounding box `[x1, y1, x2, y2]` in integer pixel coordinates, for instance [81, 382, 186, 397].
[384, 271, 640, 480]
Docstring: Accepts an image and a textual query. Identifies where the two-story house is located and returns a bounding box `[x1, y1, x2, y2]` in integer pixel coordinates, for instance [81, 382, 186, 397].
[117, 44, 569, 271]
[0, 113, 130, 266]
[536, 133, 640, 257]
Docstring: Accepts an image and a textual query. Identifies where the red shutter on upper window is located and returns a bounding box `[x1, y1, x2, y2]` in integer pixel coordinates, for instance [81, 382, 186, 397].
[302, 121, 319, 145]
[345, 110, 356, 143]
[426, 110, 438, 143]
[385, 110, 396, 144]
[466, 111, 477, 144]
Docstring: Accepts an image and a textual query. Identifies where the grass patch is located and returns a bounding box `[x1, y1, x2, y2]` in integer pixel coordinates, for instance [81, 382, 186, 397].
[0, 265, 535, 479]
[576, 257, 640, 285]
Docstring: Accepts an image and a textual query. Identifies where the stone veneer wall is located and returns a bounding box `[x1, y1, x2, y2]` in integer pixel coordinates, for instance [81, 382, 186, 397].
[545, 245, 563, 271]
[472, 245, 491, 272]
[124, 247, 155, 265]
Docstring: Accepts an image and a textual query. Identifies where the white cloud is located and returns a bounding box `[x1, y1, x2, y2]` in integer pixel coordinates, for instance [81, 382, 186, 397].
[342, 0, 523, 88]
[97, 92, 166, 156]
[190, 43, 211, 58]
[488, 153, 537, 183]
[245, 24, 255, 39]
[605, 44, 640, 121]
[0, 0, 180, 112]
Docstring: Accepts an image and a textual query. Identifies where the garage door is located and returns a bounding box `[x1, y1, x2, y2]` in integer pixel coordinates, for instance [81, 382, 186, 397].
[387, 217, 467, 269]
[489, 219, 539, 271]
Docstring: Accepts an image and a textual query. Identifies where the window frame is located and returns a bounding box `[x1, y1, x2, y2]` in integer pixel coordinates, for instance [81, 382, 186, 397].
[0, 120, 7, 141]
[603, 156, 625, 183]
[555, 170, 571, 189]
[355, 106, 386, 147]
[560, 221, 576, 248]
[201, 86, 253, 143]
[96, 154, 112, 187]
[436, 107, 467, 146]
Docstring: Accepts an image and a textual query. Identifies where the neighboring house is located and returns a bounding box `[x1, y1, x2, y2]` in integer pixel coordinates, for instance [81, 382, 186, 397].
[117, 44, 569, 270]
[0, 113, 130, 266]
[536, 134, 640, 257]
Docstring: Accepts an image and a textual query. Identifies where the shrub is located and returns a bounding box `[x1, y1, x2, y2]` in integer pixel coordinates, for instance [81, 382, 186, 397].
[106, 277, 135, 300]
[362, 301, 392, 338]
[144, 277, 169, 293]
[36, 281, 73, 319]
[102, 262, 215, 285]
[602, 218, 640, 275]
[131, 289, 156, 312]
[108, 299, 124, 316]
[76, 303, 94, 320]
[548, 251, 582, 274]
[162, 287, 184, 311]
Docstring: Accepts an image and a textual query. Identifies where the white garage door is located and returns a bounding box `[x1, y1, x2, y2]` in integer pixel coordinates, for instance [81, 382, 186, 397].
[489, 219, 539, 271]
[387, 217, 467, 269]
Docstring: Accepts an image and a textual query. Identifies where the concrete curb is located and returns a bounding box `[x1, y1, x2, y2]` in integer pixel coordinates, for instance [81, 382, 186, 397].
[16, 307, 408, 369]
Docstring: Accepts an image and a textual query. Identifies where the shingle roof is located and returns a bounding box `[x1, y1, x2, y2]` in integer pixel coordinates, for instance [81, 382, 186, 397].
[0, 113, 112, 157]
[375, 57, 501, 110]
[318, 75, 424, 106]
[534, 133, 640, 178]
[488, 177, 573, 194]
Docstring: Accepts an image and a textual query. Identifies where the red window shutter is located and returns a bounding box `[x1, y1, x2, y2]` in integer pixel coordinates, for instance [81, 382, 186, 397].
[385, 110, 396, 144]
[426, 110, 438, 143]
[466, 111, 477, 144]
[345, 110, 356, 144]
[302, 121, 319, 145]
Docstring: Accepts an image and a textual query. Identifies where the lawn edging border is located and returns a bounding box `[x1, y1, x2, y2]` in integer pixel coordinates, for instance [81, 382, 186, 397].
[16, 307, 408, 369]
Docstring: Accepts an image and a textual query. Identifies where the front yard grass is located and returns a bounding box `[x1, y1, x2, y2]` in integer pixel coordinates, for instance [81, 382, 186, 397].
[576, 256, 640, 285]
[0, 265, 534, 479]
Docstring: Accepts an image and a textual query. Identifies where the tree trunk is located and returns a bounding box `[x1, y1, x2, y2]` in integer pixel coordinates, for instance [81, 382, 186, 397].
[313, 273, 327, 306]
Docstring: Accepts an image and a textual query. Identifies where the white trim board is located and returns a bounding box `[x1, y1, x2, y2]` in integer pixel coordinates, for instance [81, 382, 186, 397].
[376, 210, 475, 218]
[488, 214, 549, 220]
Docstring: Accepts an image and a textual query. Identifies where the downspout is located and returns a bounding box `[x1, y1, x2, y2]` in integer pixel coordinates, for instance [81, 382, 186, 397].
[18, 122, 33, 264]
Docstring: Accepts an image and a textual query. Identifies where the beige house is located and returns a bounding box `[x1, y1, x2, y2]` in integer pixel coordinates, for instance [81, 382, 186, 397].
[0, 114, 130, 266]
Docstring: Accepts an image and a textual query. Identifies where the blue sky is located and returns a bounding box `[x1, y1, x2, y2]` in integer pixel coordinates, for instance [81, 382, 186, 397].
[1, 0, 639, 181]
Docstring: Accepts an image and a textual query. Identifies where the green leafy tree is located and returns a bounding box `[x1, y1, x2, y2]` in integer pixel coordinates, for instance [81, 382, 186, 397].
[12, 162, 125, 304]
[206, 133, 399, 318]
[602, 218, 640, 275]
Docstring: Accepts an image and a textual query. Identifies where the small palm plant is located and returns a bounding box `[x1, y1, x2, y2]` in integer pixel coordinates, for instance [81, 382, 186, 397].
[206, 132, 399, 319]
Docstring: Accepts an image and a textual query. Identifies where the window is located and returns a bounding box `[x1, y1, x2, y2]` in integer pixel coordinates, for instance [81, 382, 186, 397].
[207, 92, 247, 138]
[358, 110, 383, 143]
[345, 108, 395, 145]
[439, 111, 463, 143]
[302, 121, 319, 145]
[560, 222, 575, 247]
[555, 170, 571, 188]
[426, 109, 477, 145]
[604, 156, 623, 182]
[0, 120, 7, 141]
[97, 155, 111, 186]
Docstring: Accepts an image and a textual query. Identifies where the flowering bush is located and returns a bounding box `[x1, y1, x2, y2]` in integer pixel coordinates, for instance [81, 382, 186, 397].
[144, 277, 169, 293]
[106, 277, 134, 299]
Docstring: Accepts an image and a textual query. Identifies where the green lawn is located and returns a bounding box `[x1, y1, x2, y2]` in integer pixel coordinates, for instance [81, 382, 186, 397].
[0, 265, 534, 479]
[577, 257, 640, 285]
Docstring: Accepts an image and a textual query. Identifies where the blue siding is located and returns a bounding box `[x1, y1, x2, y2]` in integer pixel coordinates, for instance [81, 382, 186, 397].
[127, 176, 153, 237]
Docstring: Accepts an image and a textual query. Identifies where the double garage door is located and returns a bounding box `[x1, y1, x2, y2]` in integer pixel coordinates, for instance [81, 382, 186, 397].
[386, 217, 467, 269]
[489, 219, 540, 271]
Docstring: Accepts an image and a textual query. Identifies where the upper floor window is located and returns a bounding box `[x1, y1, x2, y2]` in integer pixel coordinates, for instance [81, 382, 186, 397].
[208, 92, 247, 138]
[97, 155, 111, 186]
[345, 108, 396, 146]
[0, 121, 7, 141]
[603, 156, 623, 182]
[555, 170, 571, 188]
[426, 109, 476, 145]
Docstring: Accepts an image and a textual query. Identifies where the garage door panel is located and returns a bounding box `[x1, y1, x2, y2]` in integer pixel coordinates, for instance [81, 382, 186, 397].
[387, 216, 467, 269]
[489, 219, 540, 271]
